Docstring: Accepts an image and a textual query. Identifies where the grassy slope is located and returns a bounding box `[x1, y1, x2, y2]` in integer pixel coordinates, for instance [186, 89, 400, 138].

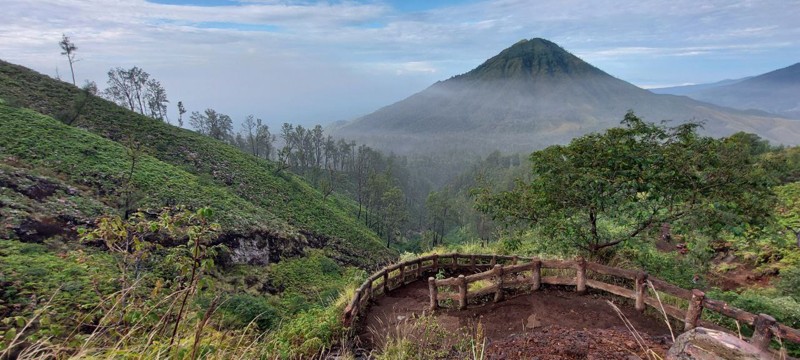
[0, 60, 394, 266]
[0, 104, 274, 232]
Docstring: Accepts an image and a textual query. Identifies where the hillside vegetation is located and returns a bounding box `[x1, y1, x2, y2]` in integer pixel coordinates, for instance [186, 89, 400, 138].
[0, 60, 397, 358]
[0, 59, 394, 268]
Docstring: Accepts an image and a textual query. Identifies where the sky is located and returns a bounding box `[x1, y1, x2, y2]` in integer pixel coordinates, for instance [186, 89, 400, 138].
[1, 0, 799, 129]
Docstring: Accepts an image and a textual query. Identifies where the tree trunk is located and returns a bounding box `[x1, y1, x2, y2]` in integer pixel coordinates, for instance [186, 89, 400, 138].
[68, 59, 76, 86]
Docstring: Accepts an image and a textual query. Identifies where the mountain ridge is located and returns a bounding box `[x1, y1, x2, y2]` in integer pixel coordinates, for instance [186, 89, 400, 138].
[659, 62, 800, 119]
[334, 38, 800, 155]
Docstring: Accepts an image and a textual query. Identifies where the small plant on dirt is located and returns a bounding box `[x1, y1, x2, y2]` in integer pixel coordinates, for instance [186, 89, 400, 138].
[469, 320, 487, 360]
[372, 314, 459, 359]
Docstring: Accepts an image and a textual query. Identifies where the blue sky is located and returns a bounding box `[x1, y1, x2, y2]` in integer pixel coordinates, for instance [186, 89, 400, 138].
[1, 0, 799, 128]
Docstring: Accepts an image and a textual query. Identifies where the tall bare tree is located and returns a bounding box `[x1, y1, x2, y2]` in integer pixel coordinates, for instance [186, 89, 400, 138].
[59, 34, 78, 86]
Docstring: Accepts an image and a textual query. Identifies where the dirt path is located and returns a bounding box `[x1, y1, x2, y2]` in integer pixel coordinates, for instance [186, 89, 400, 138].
[358, 279, 674, 358]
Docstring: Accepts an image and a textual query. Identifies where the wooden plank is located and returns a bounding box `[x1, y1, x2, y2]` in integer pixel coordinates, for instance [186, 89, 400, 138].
[368, 269, 386, 283]
[541, 260, 577, 269]
[416, 254, 437, 262]
[586, 279, 635, 299]
[466, 284, 499, 299]
[586, 262, 638, 280]
[774, 324, 800, 344]
[541, 276, 576, 286]
[465, 269, 496, 283]
[436, 292, 459, 301]
[503, 279, 533, 288]
[704, 299, 756, 326]
[436, 277, 459, 286]
[503, 262, 534, 275]
[648, 278, 692, 300]
[643, 297, 685, 321]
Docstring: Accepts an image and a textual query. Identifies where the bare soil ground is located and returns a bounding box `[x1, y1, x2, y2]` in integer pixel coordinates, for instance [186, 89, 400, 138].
[357, 280, 674, 359]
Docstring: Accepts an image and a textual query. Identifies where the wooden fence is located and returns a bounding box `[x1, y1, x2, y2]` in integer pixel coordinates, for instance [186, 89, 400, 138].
[342, 253, 800, 352]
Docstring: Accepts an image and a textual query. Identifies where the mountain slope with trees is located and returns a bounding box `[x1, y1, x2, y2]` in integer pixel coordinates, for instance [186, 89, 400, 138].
[0, 59, 394, 267]
[334, 38, 800, 155]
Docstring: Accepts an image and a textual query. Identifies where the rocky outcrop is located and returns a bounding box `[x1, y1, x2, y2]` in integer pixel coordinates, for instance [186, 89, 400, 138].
[667, 327, 772, 360]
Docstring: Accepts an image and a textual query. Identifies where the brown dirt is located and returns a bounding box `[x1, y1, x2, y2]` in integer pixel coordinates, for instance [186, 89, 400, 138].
[358, 279, 674, 359]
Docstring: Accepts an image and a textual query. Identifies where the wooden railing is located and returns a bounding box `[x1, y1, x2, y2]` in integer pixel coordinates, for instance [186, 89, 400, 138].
[342, 253, 800, 352]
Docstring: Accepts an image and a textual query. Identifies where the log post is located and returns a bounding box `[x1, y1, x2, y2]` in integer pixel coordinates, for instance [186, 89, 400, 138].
[490, 255, 496, 267]
[493, 264, 504, 303]
[432, 255, 439, 273]
[382, 269, 389, 294]
[635, 271, 647, 312]
[415, 259, 421, 280]
[751, 313, 776, 351]
[452, 253, 458, 270]
[399, 264, 406, 285]
[684, 289, 705, 331]
[512, 255, 518, 265]
[470, 254, 476, 271]
[576, 258, 587, 294]
[352, 289, 362, 318]
[428, 277, 438, 311]
[531, 260, 542, 291]
[365, 280, 372, 302]
[458, 275, 467, 310]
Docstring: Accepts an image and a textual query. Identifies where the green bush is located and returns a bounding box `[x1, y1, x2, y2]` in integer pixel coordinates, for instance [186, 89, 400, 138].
[218, 294, 279, 331]
[778, 266, 800, 300]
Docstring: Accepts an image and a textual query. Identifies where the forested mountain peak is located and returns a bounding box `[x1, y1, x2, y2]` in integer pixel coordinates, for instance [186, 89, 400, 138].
[334, 39, 800, 155]
[456, 38, 606, 82]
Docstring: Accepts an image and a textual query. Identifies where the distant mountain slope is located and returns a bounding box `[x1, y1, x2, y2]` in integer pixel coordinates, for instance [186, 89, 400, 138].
[654, 63, 800, 119]
[334, 39, 800, 155]
[0, 60, 394, 267]
[649, 78, 750, 96]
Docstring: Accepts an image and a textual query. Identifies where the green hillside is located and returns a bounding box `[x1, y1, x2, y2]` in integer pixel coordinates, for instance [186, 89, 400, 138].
[0, 60, 394, 267]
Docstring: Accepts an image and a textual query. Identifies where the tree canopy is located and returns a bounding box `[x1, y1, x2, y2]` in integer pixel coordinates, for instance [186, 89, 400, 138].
[474, 111, 776, 256]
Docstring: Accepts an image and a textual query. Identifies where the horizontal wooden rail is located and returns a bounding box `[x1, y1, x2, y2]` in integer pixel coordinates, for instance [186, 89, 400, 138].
[342, 253, 800, 352]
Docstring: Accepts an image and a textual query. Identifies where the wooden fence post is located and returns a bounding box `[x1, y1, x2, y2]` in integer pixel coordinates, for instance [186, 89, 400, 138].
[684, 289, 705, 331]
[399, 264, 406, 285]
[432, 255, 439, 273]
[576, 258, 587, 294]
[470, 254, 476, 271]
[458, 275, 467, 310]
[428, 277, 438, 311]
[415, 259, 421, 280]
[352, 289, 362, 318]
[365, 280, 372, 302]
[493, 264, 504, 303]
[531, 260, 542, 291]
[452, 254, 458, 270]
[512, 255, 518, 265]
[751, 313, 776, 351]
[490, 255, 496, 267]
[382, 269, 389, 294]
[635, 271, 647, 312]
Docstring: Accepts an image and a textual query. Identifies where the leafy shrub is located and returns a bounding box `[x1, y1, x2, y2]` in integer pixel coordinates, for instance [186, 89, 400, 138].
[778, 266, 800, 300]
[217, 294, 278, 331]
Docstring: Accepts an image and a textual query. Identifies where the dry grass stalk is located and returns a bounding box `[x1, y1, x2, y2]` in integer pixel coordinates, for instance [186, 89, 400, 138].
[607, 300, 664, 360]
[646, 280, 676, 342]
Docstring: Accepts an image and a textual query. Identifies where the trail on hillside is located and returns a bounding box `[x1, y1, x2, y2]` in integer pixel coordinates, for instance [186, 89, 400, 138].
[358, 280, 673, 359]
